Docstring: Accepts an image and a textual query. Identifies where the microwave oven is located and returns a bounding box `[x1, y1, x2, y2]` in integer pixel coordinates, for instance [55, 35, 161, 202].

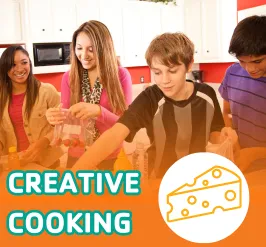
[33, 43, 71, 67]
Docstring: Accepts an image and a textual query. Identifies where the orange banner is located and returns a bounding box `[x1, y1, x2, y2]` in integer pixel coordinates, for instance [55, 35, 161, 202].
[0, 170, 265, 247]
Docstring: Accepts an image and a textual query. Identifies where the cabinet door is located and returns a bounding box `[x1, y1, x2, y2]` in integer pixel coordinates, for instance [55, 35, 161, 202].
[100, 0, 123, 57]
[201, 0, 220, 59]
[52, 0, 76, 42]
[122, 2, 143, 66]
[184, 0, 202, 61]
[161, 4, 184, 33]
[76, 0, 100, 28]
[140, 2, 161, 63]
[0, 0, 22, 43]
[28, 0, 53, 42]
[220, 0, 237, 62]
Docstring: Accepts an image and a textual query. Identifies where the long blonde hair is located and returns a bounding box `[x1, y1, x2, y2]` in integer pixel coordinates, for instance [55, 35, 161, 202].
[69, 20, 127, 114]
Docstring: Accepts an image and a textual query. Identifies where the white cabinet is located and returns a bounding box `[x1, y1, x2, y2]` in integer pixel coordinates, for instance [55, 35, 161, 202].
[52, 0, 76, 42]
[28, 0, 53, 42]
[76, 0, 100, 27]
[161, 4, 184, 33]
[28, 0, 76, 42]
[99, 0, 124, 57]
[184, 0, 202, 60]
[184, 0, 237, 63]
[65, 0, 125, 58]
[75, 0, 124, 57]
[0, 0, 24, 44]
[122, 2, 166, 66]
[122, 2, 143, 66]
[139, 2, 162, 63]
[122, 1, 184, 67]
[201, 0, 220, 59]
[219, 0, 238, 62]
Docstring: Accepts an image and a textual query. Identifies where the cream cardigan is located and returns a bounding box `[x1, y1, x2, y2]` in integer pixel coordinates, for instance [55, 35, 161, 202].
[0, 82, 63, 166]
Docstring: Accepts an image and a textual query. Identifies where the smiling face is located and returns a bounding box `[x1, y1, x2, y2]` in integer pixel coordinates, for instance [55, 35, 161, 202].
[238, 55, 266, 78]
[75, 31, 97, 71]
[7, 50, 30, 86]
[151, 57, 193, 101]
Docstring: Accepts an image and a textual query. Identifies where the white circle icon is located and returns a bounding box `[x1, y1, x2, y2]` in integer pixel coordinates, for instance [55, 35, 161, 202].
[158, 152, 249, 244]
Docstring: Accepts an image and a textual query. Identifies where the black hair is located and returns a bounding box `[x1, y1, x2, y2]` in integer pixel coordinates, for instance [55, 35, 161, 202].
[229, 15, 266, 57]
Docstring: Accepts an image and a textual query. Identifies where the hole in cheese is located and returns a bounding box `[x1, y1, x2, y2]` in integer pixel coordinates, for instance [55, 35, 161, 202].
[202, 201, 209, 208]
[181, 209, 189, 217]
[225, 190, 236, 201]
[187, 195, 197, 205]
[212, 169, 222, 178]
[202, 180, 209, 186]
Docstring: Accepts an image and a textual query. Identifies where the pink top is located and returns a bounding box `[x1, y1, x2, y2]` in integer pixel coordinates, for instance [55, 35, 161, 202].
[8, 93, 30, 151]
[61, 66, 132, 159]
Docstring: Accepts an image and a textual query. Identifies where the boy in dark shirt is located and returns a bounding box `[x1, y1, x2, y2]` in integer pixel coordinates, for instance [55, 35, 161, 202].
[73, 33, 227, 178]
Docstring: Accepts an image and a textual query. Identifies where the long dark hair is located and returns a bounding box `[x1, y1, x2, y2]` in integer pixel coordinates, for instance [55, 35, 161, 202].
[69, 20, 127, 114]
[0, 46, 40, 122]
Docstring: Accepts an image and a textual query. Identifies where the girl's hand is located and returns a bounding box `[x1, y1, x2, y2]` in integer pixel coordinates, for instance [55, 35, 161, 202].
[69, 102, 101, 120]
[46, 104, 66, 125]
[21, 138, 50, 164]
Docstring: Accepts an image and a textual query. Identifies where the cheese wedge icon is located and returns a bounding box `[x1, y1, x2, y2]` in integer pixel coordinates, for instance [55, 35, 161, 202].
[167, 166, 242, 222]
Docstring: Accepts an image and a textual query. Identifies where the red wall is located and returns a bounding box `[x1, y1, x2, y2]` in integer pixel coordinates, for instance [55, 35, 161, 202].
[34, 66, 151, 92]
[35, 73, 63, 91]
[199, 0, 266, 83]
[200, 63, 233, 83]
[238, 0, 266, 10]
[127, 66, 151, 85]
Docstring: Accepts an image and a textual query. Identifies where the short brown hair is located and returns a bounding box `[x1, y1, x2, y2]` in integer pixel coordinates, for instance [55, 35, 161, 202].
[145, 32, 194, 69]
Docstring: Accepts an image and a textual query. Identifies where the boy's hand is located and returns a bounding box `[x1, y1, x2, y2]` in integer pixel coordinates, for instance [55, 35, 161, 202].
[69, 102, 101, 120]
[21, 138, 50, 164]
[220, 127, 240, 151]
[220, 127, 237, 142]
